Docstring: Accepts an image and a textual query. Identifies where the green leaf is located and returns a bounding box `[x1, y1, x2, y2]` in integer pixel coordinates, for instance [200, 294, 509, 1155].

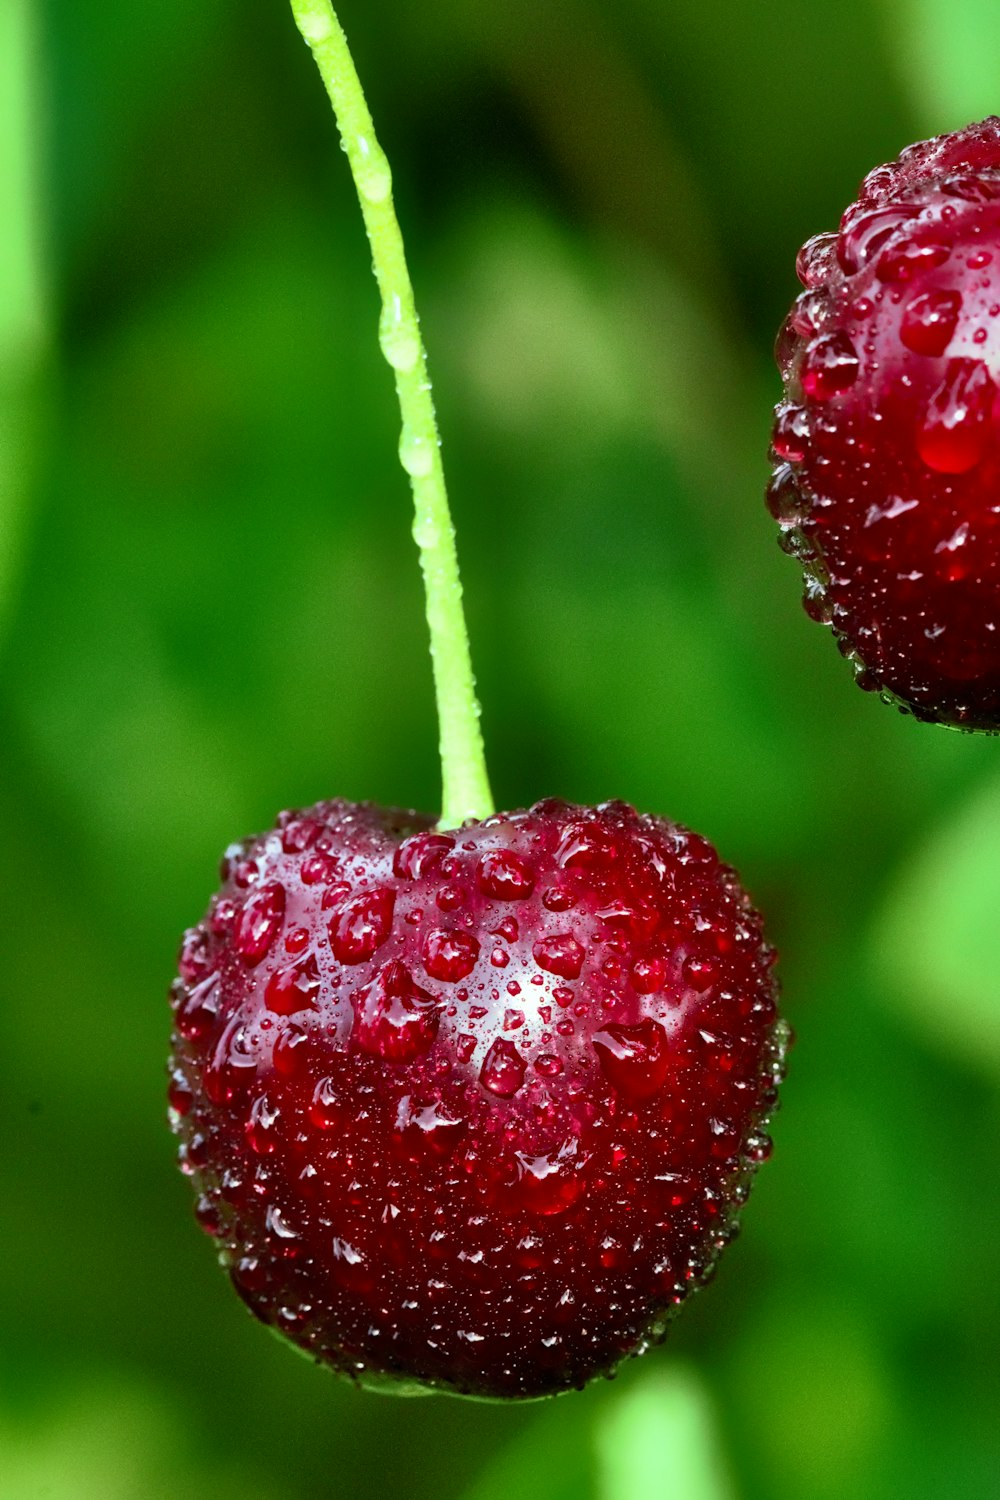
[595, 1366, 736, 1500]
[871, 771, 1000, 1081]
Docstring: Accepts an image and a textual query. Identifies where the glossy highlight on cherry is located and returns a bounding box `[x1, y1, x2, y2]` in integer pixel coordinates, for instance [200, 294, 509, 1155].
[770, 117, 1000, 729]
[169, 798, 786, 1399]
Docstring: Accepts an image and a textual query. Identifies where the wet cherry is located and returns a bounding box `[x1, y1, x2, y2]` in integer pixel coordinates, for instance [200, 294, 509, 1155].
[770, 116, 1000, 728]
[169, 3, 787, 1402]
[169, 797, 785, 1399]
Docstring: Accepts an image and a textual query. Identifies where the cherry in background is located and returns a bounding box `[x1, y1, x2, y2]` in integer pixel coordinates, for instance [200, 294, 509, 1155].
[770, 117, 1000, 729]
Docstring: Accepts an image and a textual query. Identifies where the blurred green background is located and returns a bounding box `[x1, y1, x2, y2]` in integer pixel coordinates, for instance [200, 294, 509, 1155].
[2, 1, 999, 1496]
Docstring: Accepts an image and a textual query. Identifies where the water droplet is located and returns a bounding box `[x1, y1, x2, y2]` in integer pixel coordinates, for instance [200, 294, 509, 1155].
[863, 493, 919, 527]
[271, 1021, 309, 1077]
[935, 520, 971, 555]
[167, 1068, 193, 1118]
[900, 288, 962, 356]
[593, 1020, 670, 1100]
[875, 236, 950, 282]
[599, 1237, 625, 1269]
[422, 928, 480, 982]
[329, 887, 395, 964]
[771, 402, 810, 463]
[332, 1236, 364, 1265]
[231, 1255, 268, 1297]
[802, 577, 833, 623]
[682, 954, 716, 990]
[456, 1033, 476, 1064]
[305, 1076, 340, 1131]
[395, 1095, 465, 1151]
[232, 859, 259, 890]
[281, 817, 319, 854]
[774, 313, 801, 380]
[542, 886, 574, 912]
[210, 898, 236, 935]
[393, 831, 455, 879]
[204, 1015, 259, 1104]
[265, 954, 321, 1014]
[266, 1204, 298, 1241]
[533, 933, 585, 980]
[766, 464, 811, 525]
[796, 231, 837, 287]
[246, 1094, 280, 1154]
[940, 172, 1000, 203]
[479, 1038, 526, 1097]
[789, 289, 826, 339]
[285, 926, 310, 956]
[556, 824, 616, 869]
[234, 883, 286, 966]
[800, 332, 859, 400]
[195, 1194, 221, 1236]
[631, 957, 667, 994]
[596, 901, 659, 939]
[378, 293, 421, 372]
[514, 1139, 583, 1215]
[178, 926, 210, 984]
[746, 1132, 773, 1163]
[298, 9, 333, 43]
[436, 884, 465, 911]
[477, 849, 535, 900]
[301, 853, 339, 885]
[174, 973, 220, 1041]
[918, 358, 996, 473]
[534, 1052, 562, 1077]
[400, 428, 435, 478]
[837, 203, 919, 275]
[351, 960, 443, 1061]
[354, 135, 392, 203]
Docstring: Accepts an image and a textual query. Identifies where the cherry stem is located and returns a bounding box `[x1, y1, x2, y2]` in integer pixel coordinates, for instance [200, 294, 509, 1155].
[290, 0, 494, 830]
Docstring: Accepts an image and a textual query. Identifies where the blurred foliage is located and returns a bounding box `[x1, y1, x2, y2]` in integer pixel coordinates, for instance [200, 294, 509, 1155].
[1, 0, 998, 1496]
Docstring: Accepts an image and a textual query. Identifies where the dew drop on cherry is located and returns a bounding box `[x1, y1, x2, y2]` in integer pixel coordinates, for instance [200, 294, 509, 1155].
[593, 1020, 670, 1100]
[235, 883, 286, 966]
[799, 331, 860, 400]
[917, 357, 996, 473]
[477, 850, 536, 900]
[329, 888, 395, 964]
[422, 929, 480, 982]
[265, 955, 321, 1015]
[479, 1038, 526, 1097]
[533, 934, 585, 979]
[351, 960, 442, 1061]
[900, 287, 962, 355]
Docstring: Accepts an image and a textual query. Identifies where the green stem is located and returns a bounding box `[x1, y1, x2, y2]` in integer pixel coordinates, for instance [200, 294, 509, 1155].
[290, 0, 494, 829]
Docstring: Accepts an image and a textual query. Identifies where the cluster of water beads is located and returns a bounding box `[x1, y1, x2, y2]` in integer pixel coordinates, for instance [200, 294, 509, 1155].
[169, 797, 784, 1397]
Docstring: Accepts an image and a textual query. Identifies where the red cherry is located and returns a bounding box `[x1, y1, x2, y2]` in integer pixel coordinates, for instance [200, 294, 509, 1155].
[169, 797, 785, 1399]
[770, 117, 1000, 728]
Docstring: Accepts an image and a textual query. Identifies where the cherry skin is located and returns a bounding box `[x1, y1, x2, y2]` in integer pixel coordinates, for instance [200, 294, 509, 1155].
[770, 116, 1000, 729]
[169, 797, 785, 1400]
